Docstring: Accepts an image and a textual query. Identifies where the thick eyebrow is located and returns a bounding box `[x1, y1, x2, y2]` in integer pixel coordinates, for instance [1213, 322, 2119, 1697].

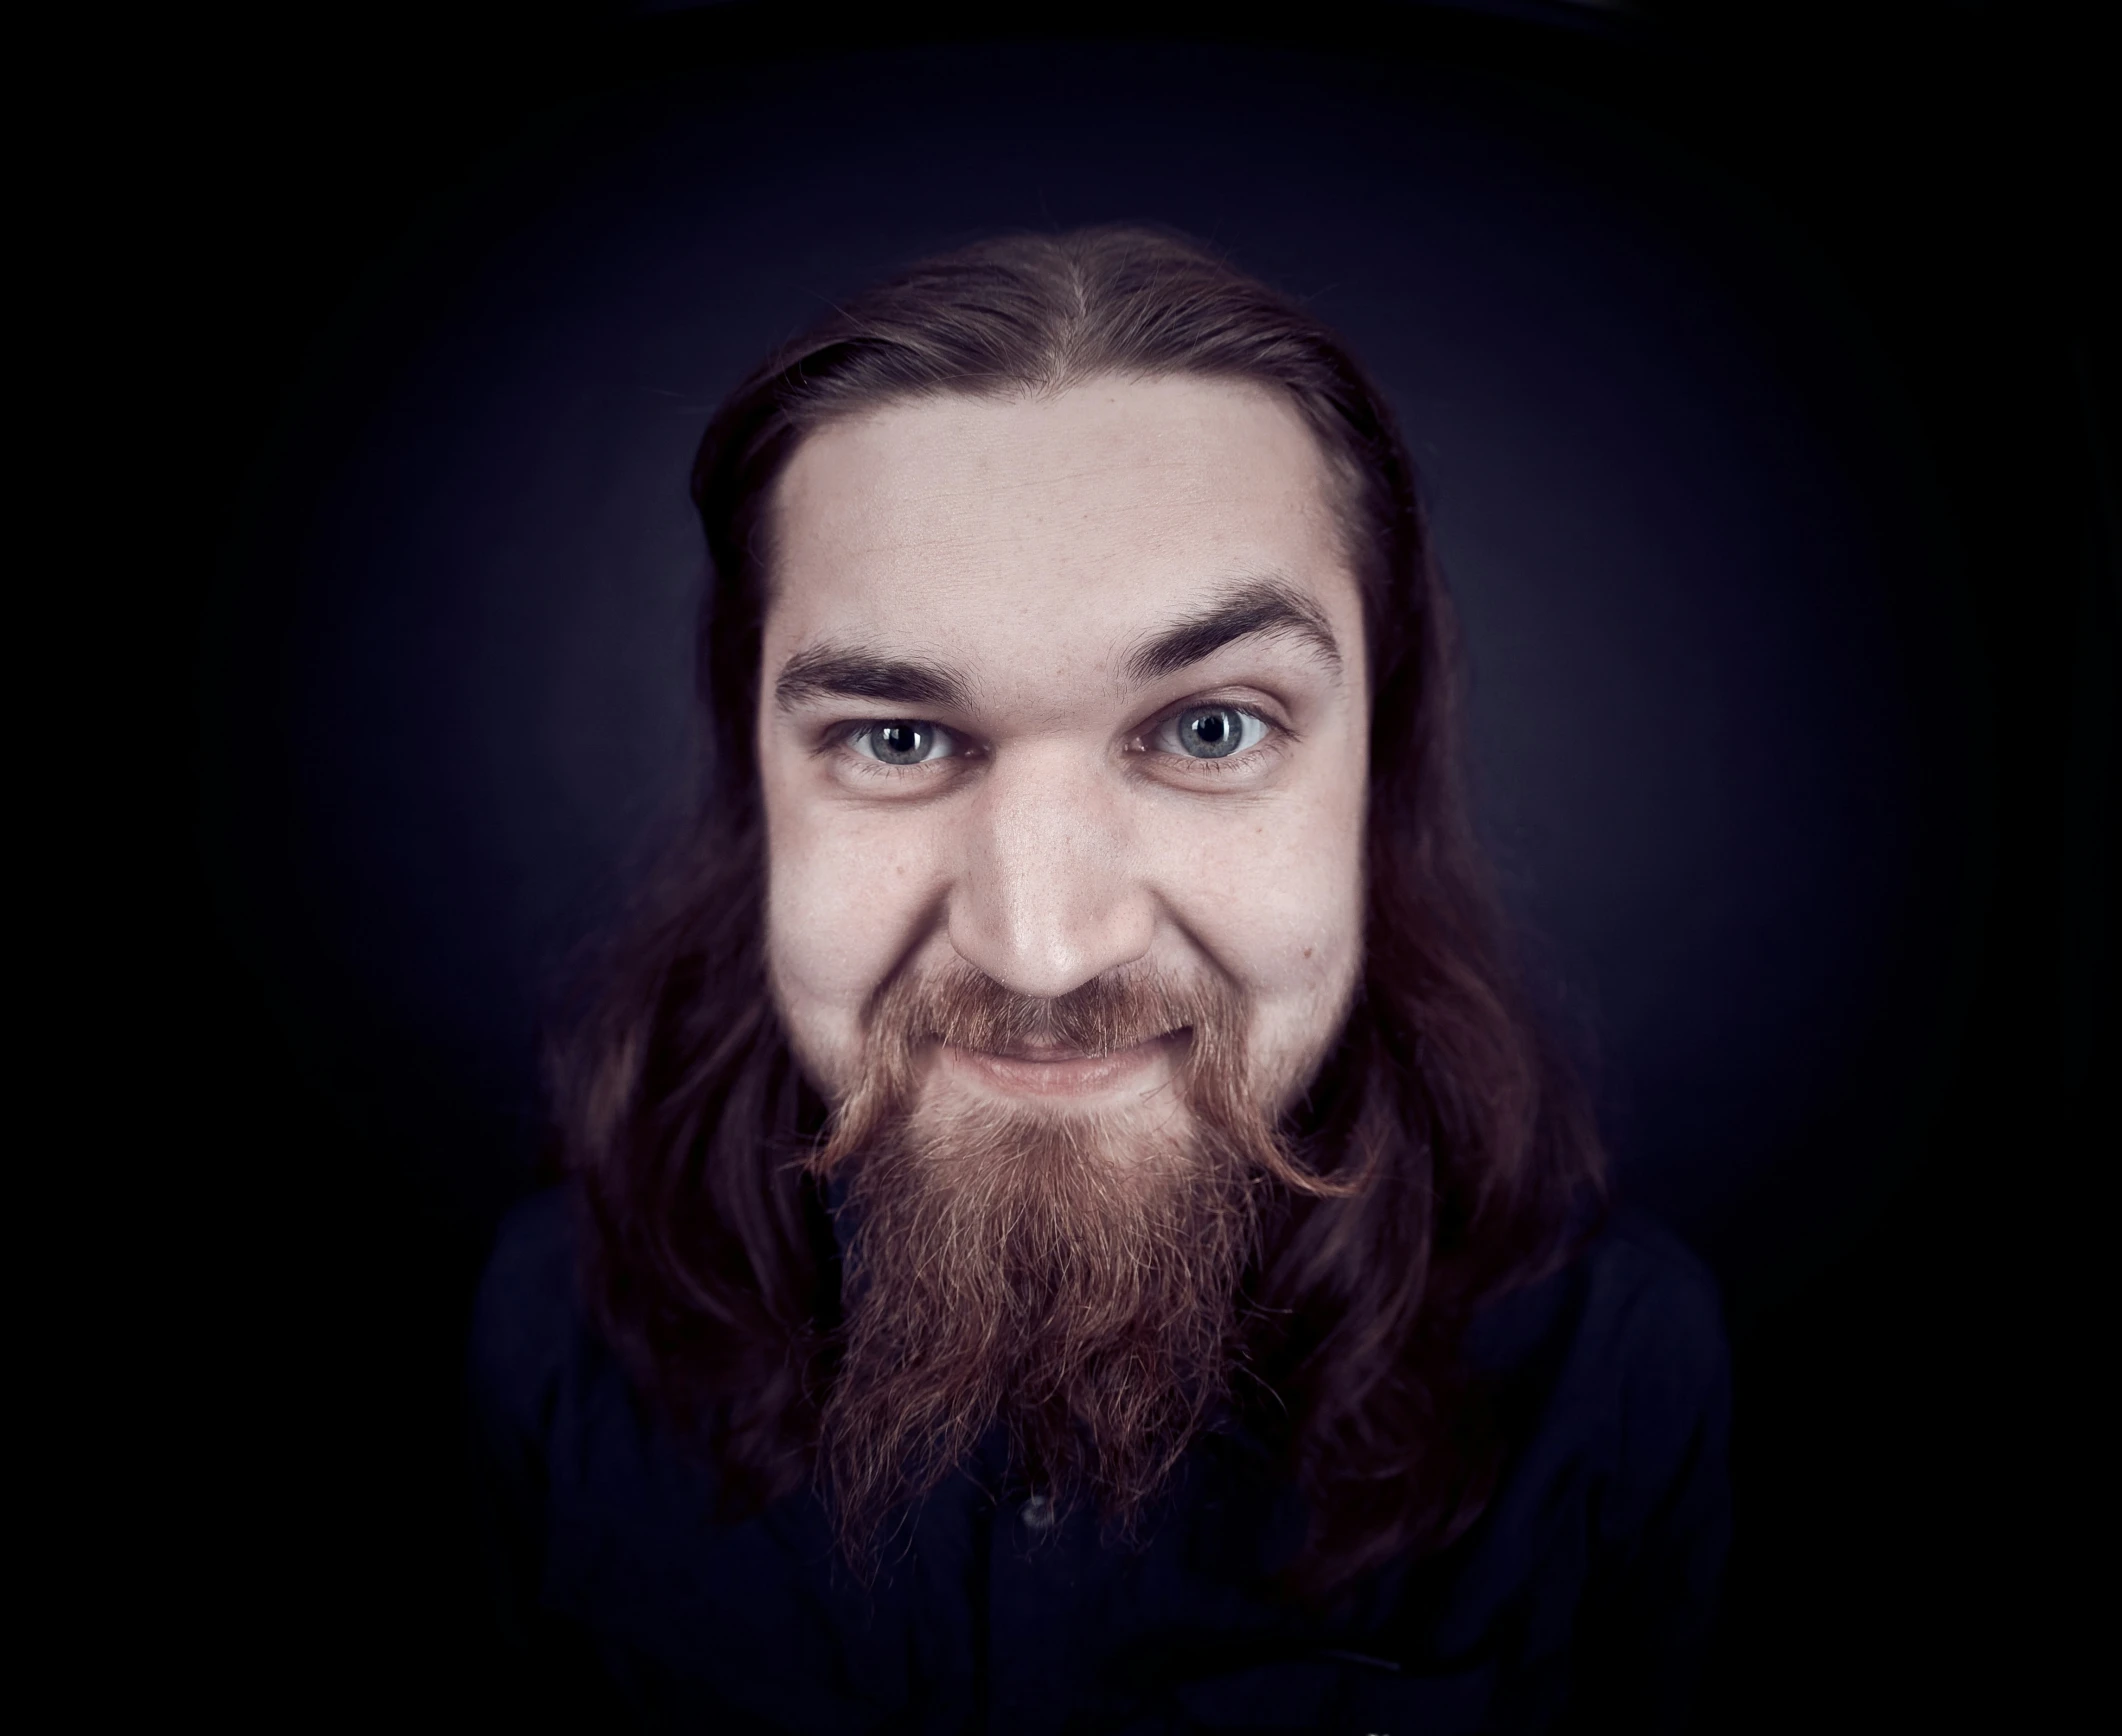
[772, 644, 972, 713]
[1123, 577, 1344, 686]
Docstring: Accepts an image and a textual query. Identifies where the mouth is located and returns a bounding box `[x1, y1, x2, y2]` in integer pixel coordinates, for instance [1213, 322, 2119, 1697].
[936, 1029, 1187, 1100]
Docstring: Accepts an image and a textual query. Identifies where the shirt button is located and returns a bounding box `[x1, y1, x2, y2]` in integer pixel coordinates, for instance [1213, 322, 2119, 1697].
[1021, 1493, 1055, 1532]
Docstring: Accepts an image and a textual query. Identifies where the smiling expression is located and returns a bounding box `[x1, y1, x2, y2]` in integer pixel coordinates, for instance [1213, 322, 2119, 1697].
[757, 375, 1370, 1137]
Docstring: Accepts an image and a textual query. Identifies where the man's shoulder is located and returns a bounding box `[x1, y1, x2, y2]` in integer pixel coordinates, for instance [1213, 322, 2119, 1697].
[468, 1182, 592, 1435]
[1475, 1205, 1723, 1371]
[1578, 1206, 1728, 1377]
[1447, 1204, 1731, 1594]
[1471, 1204, 1728, 1486]
[1547, 1206, 1730, 1511]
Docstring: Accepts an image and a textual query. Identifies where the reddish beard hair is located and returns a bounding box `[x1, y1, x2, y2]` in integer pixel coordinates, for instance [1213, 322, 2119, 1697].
[806, 963, 1350, 1571]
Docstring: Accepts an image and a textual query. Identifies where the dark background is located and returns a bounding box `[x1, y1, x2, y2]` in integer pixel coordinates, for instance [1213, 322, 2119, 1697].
[173, 1, 2109, 1724]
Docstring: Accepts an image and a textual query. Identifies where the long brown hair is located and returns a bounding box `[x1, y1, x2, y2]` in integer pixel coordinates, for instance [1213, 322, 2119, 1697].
[550, 225, 1607, 1599]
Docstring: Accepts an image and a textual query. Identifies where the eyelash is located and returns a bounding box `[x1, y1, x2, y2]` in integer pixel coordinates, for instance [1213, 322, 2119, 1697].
[827, 702, 1290, 778]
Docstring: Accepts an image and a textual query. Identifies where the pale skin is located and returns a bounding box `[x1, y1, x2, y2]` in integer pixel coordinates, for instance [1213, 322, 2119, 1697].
[757, 375, 1370, 1138]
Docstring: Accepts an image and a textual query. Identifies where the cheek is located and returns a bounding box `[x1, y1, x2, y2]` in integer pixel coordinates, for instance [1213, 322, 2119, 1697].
[1164, 782, 1366, 1052]
[763, 791, 940, 1091]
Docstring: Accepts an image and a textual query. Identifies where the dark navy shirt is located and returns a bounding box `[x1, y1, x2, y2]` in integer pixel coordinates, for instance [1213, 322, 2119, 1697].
[469, 1187, 1729, 1733]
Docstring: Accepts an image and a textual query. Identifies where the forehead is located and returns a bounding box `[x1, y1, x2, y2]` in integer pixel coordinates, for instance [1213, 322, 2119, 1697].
[763, 377, 1361, 688]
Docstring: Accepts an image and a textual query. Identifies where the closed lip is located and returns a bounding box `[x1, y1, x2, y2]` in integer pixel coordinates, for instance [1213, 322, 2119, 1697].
[939, 1030, 1184, 1098]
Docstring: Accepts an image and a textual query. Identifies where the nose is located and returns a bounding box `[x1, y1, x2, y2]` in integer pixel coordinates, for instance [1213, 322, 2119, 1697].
[946, 743, 1154, 999]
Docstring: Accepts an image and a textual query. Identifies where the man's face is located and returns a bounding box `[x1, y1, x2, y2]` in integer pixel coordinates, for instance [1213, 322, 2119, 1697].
[757, 375, 1370, 1137]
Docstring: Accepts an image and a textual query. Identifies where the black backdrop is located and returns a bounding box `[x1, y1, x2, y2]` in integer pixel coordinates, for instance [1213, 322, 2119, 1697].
[179, 2, 2110, 1725]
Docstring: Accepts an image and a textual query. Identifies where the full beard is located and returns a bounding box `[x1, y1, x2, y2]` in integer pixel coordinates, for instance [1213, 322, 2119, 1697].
[805, 964, 1323, 1572]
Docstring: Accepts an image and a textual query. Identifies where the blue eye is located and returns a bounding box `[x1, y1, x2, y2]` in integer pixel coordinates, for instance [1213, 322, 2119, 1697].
[853, 721, 954, 765]
[1158, 706, 1269, 760]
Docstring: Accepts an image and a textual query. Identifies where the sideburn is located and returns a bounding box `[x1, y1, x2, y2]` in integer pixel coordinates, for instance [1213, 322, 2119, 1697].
[805, 966, 1334, 1575]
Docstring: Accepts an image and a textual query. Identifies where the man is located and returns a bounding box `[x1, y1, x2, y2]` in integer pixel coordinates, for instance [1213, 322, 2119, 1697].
[471, 226, 1729, 1733]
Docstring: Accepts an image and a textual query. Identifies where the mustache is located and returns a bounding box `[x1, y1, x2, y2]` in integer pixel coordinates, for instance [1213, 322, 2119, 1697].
[810, 964, 1223, 1173]
[874, 962, 1220, 1062]
[809, 961, 1354, 1200]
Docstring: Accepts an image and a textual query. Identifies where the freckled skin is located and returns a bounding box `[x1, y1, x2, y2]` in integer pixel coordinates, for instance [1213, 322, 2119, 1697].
[757, 377, 1369, 1123]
